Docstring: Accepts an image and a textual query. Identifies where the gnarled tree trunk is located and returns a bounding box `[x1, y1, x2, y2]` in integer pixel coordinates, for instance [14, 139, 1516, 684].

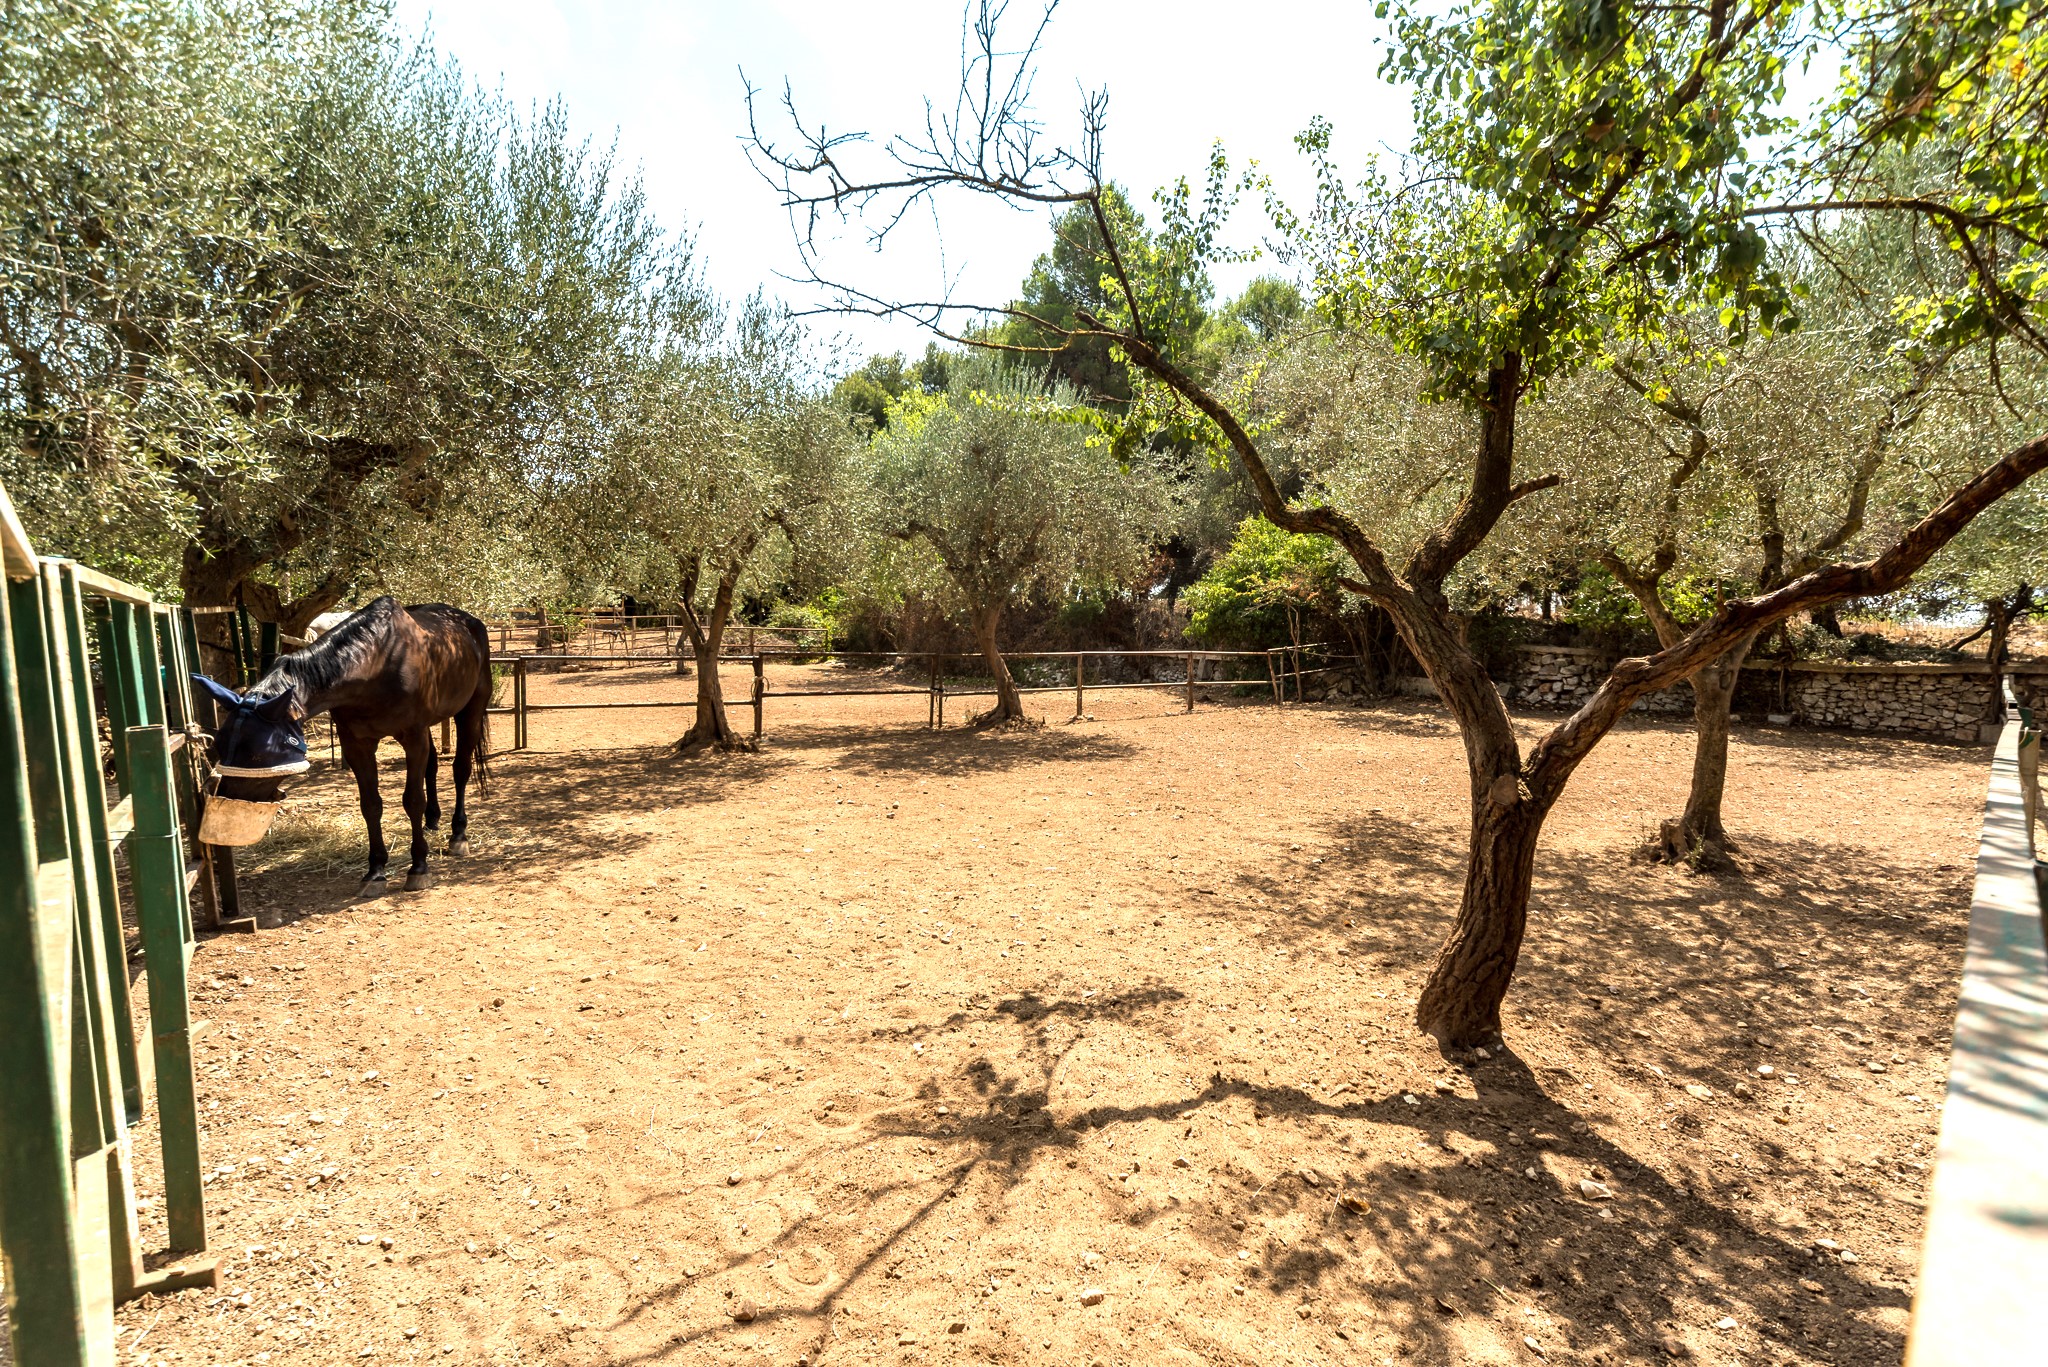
[1600, 547, 1762, 870]
[1413, 789, 1547, 1047]
[1982, 586, 2032, 729]
[1654, 628, 1761, 869]
[675, 558, 753, 754]
[182, 539, 256, 680]
[968, 602, 1025, 724]
[240, 572, 354, 639]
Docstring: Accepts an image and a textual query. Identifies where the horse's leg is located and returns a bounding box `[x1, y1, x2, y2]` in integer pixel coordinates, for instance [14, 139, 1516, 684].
[424, 735, 442, 832]
[342, 730, 389, 892]
[399, 728, 433, 892]
[449, 691, 484, 858]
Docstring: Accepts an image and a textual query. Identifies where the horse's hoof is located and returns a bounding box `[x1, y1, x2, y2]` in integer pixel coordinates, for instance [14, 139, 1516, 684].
[359, 875, 388, 898]
[448, 838, 470, 858]
[404, 871, 434, 892]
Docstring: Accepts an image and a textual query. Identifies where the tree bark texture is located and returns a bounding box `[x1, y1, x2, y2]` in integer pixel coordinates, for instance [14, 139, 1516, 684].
[1657, 629, 1760, 867]
[675, 560, 752, 753]
[1982, 586, 2031, 726]
[970, 603, 1025, 723]
[1412, 793, 1546, 1047]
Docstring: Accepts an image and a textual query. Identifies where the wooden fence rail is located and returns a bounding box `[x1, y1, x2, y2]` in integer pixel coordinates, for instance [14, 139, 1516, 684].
[482, 645, 1355, 750]
[0, 483, 224, 1366]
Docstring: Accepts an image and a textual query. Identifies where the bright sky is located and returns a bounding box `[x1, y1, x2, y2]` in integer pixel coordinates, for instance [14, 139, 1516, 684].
[392, 0, 1413, 363]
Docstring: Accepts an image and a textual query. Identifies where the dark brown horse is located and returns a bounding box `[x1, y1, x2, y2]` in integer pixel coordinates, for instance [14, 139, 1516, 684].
[197, 597, 492, 892]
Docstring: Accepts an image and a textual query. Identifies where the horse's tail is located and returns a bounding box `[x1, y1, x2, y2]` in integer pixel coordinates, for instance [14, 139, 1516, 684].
[462, 610, 492, 799]
[471, 692, 490, 798]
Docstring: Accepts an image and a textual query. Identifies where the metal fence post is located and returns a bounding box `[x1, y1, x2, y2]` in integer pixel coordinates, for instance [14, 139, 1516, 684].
[171, 606, 238, 922]
[1186, 652, 1196, 713]
[57, 570, 144, 1115]
[41, 568, 147, 1301]
[1073, 653, 1084, 719]
[0, 569, 103, 1367]
[126, 726, 206, 1255]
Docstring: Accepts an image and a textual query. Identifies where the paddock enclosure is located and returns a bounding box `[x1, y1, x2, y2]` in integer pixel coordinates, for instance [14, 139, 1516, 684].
[486, 649, 1307, 755]
[77, 661, 1993, 1367]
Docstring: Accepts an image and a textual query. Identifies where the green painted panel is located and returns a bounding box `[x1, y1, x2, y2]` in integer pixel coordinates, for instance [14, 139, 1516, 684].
[59, 569, 141, 1119]
[0, 569, 94, 1365]
[127, 726, 206, 1254]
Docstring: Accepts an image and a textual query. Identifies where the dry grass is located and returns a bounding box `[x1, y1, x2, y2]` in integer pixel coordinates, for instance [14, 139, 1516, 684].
[236, 757, 530, 883]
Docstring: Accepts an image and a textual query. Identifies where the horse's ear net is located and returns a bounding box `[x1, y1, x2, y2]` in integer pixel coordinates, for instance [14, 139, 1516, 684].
[254, 690, 299, 722]
[192, 673, 244, 709]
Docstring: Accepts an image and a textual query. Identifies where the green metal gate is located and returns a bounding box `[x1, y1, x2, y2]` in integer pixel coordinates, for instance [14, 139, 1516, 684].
[0, 485, 223, 1362]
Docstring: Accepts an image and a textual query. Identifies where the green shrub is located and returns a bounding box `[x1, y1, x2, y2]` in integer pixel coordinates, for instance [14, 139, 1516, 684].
[1184, 516, 1341, 648]
[1560, 567, 1646, 633]
[1057, 590, 1110, 631]
[767, 600, 834, 657]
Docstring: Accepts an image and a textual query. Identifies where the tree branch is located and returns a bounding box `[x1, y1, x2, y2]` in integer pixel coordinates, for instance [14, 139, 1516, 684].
[1530, 426, 2048, 793]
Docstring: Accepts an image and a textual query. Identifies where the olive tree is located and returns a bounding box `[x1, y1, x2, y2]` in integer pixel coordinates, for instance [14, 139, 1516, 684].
[589, 300, 860, 752]
[1589, 342, 1960, 862]
[749, 0, 2048, 1047]
[868, 365, 1167, 724]
[0, 0, 673, 664]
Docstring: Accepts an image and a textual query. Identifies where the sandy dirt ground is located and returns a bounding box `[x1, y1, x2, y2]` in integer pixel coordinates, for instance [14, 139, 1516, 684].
[105, 660, 1988, 1367]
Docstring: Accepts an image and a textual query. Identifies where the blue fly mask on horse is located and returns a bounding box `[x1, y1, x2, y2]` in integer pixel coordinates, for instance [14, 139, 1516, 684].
[193, 675, 307, 844]
[193, 675, 310, 778]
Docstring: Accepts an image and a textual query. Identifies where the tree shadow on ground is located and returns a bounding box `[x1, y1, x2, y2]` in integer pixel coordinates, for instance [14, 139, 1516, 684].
[539, 973, 1921, 1367]
[1189, 805, 1965, 1364]
[765, 722, 1139, 780]
[232, 722, 1143, 925]
[226, 744, 804, 924]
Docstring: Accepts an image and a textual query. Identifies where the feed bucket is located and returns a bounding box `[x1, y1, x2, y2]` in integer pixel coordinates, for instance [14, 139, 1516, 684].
[198, 795, 283, 846]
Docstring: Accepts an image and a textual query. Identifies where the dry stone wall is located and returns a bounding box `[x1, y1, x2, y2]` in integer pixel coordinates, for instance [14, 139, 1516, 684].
[1500, 646, 1691, 716]
[1476, 645, 2020, 744]
[1758, 664, 1996, 743]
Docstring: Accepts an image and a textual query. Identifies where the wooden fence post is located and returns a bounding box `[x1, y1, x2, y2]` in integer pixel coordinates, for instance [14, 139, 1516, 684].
[1267, 650, 1283, 706]
[514, 657, 529, 751]
[1074, 653, 1084, 719]
[1185, 652, 1196, 713]
[1293, 646, 1306, 703]
[752, 654, 765, 740]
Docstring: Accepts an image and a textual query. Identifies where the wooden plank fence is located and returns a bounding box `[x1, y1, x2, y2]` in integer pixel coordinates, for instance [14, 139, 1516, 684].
[0, 483, 225, 1364]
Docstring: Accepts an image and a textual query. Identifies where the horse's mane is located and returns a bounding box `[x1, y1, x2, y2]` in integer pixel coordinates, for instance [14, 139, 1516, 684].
[256, 596, 401, 704]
